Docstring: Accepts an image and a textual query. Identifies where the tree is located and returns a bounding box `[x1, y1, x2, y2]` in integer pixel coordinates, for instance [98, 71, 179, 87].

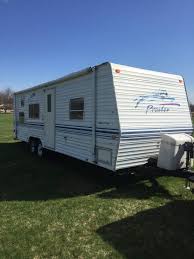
[0, 88, 13, 113]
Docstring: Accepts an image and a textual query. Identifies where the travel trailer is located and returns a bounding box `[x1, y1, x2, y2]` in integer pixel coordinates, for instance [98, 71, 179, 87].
[14, 62, 193, 171]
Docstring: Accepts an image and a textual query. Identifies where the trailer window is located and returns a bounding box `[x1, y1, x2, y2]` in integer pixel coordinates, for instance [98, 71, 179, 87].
[69, 98, 84, 120]
[47, 94, 51, 112]
[29, 104, 40, 119]
[21, 97, 25, 107]
[19, 112, 25, 124]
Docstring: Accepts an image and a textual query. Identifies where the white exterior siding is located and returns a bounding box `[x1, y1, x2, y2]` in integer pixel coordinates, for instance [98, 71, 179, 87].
[55, 73, 94, 126]
[55, 73, 94, 162]
[15, 89, 44, 143]
[96, 65, 119, 129]
[96, 64, 119, 169]
[111, 63, 193, 169]
[54, 63, 119, 170]
[14, 62, 192, 171]
[14, 63, 119, 171]
[17, 124, 44, 142]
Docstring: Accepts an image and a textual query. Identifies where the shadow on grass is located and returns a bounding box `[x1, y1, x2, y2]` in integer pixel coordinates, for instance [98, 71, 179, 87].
[97, 179, 174, 200]
[0, 142, 115, 201]
[0, 142, 178, 201]
[97, 200, 194, 259]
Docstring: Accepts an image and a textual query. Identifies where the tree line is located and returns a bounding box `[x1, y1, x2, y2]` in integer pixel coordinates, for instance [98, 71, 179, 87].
[0, 88, 14, 113]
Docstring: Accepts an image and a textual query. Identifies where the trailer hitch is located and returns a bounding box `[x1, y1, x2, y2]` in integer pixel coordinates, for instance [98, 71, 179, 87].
[184, 142, 194, 190]
[183, 142, 194, 170]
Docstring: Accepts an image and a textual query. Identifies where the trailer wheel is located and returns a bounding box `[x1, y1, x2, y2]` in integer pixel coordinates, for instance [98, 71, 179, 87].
[30, 139, 37, 154]
[37, 141, 44, 158]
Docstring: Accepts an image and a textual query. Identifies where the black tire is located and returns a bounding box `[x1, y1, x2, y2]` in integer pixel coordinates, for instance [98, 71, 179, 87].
[37, 141, 44, 158]
[30, 139, 37, 154]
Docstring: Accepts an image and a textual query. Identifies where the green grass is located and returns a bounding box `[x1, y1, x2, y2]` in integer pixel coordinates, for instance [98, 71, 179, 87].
[0, 114, 194, 258]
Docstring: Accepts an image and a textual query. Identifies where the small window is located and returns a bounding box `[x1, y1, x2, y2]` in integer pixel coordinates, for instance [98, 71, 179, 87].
[21, 97, 25, 107]
[19, 112, 25, 124]
[69, 98, 84, 120]
[29, 104, 40, 119]
[47, 94, 51, 112]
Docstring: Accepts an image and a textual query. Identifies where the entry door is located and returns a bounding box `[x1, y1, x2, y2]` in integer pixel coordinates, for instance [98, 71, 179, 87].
[44, 88, 55, 149]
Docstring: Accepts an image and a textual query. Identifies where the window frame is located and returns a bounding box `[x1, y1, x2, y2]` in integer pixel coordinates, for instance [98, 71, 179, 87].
[29, 103, 40, 119]
[69, 97, 85, 120]
[21, 97, 25, 107]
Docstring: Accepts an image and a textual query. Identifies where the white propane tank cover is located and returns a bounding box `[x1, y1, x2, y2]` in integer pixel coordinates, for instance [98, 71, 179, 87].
[160, 133, 194, 146]
[157, 133, 194, 171]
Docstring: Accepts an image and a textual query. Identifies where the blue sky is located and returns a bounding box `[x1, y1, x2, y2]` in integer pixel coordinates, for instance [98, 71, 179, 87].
[0, 0, 194, 102]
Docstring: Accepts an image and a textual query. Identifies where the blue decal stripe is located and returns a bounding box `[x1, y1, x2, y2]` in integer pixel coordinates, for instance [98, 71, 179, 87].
[121, 127, 193, 134]
[56, 128, 118, 140]
[121, 129, 193, 141]
[20, 123, 193, 140]
[23, 122, 44, 127]
[20, 122, 119, 135]
[56, 124, 119, 134]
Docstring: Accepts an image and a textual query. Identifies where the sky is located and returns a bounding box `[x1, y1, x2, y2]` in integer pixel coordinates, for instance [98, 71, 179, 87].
[0, 0, 193, 102]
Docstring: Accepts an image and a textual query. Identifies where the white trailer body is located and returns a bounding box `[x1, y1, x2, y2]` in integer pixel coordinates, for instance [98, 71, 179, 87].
[14, 62, 193, 171]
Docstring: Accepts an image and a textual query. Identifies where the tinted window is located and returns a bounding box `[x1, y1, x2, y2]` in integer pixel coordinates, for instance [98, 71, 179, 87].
[29, 104, 40, 119]
[69, 98, 84, 120]
[47, 94, 51, 112]
[21, 98, 24, 107]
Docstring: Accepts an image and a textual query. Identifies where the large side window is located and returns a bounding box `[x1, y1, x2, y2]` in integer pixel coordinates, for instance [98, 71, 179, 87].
[69, 98, 84, 120]
[29, 104, 40, 119]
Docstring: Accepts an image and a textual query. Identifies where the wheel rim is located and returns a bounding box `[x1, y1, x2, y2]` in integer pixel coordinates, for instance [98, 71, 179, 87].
[37, 143, 43, 157]
[31, 141, 35, 153]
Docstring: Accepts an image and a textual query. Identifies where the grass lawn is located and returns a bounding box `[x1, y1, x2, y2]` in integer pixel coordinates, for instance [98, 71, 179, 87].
[0, 114, 194, 258]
